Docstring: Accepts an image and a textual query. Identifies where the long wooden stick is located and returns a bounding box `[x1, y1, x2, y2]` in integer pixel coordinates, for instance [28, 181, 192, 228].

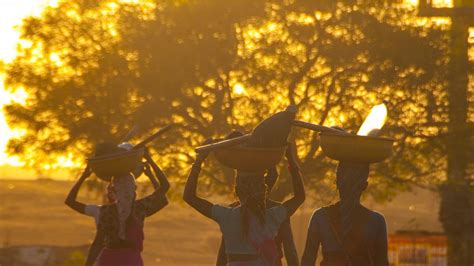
[195, 134, 252, 153]
[292, 120, 349, 134]
[120, 125, 140, 143]
[133, 125, 173, 149]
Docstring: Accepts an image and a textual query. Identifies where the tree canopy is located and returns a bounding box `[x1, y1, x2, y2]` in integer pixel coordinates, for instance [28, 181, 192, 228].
[3, 0, 470, 202]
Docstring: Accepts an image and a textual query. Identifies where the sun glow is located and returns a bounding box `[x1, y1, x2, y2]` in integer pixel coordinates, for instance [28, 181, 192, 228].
[0, 0, 57, 168]
[357, 103, 388, 136]
[0, 81, 27, 166]
[233, 83, 247, 95]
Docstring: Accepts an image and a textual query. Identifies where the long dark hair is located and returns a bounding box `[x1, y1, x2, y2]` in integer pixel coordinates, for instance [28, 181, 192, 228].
[336, 162, 370, 240]
[235, 172, 268, 237]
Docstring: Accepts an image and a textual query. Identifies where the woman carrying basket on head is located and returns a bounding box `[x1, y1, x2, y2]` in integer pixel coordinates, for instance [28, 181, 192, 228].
[65, 145, 170, 266]
[300, 161, 389, 266]
[183, 140, 305, 266]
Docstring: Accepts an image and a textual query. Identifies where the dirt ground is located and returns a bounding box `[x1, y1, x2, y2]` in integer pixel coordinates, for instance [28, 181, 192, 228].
[0, 179, 442, 265]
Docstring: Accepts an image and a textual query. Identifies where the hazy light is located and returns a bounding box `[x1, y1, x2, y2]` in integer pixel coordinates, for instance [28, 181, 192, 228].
[0, 0, 56, 167]
[42, 154, 81, 170]
[357, 103, 388, 136]
[404, 0, 454, 7]
[233, 83, 247, 95]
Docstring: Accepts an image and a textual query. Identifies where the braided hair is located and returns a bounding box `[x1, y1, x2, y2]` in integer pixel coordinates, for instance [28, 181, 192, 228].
[235, 171, 268, 237]
[336, 162, 370, 240]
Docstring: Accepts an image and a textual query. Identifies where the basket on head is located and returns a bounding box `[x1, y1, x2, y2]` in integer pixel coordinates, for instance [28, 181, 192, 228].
[87, 147, 144, 181]
[213, 145, 286, 172]
[319, 132, 394, 163]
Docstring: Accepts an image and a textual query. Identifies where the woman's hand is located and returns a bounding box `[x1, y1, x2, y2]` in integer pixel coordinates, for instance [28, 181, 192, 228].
[80, 165, 93, 179]
[285, 142, 298, 167]
[143, 162, 153, 177]
[282, 141, 305, 217]
[195, 138, 213, 164]
[143, 146, 152, 161]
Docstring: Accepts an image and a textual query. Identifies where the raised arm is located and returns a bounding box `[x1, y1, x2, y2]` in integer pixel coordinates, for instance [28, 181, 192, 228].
[264, 166, 278, 189]
[135, 147, 170, 217]
[282, 143, 306, 217]
[143, 163, 159, 189]
[64, 166, 92, 214]
[143, 147, 170, 194]
[183, 140, 214, 219]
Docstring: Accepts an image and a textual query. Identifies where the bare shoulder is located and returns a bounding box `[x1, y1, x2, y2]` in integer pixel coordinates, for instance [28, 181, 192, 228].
[306, 207, 326, 225]
[369, 209, 387, 225]
[312, 207, 326, 219]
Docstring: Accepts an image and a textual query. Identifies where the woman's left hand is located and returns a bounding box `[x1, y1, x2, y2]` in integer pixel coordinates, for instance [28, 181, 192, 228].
[143, 162, 153, 177]
[143, 146, 152, 161]
[80, 165, 93, 179]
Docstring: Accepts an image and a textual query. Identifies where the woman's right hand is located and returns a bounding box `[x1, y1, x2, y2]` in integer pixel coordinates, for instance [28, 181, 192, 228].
[195, 138, 213, 164]
[81, 165, 93, 179]
[143, 162, 153, 177]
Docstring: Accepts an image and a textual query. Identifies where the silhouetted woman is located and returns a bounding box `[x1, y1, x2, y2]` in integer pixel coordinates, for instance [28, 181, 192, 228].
[301, 162, 389, 266]
[215, 166, 299, 266]
[184, 141, 305, 265]
[65, 146, 169, 266]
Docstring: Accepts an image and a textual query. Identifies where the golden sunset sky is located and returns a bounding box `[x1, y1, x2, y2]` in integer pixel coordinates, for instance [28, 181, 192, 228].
[0, 0, 57, 165]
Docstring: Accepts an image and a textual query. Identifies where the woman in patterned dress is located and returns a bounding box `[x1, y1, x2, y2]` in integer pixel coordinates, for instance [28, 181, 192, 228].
[65, 146, 169, 265]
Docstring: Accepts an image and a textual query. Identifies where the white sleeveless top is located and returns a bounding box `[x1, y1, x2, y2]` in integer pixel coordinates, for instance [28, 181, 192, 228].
[211, 204, 287, 265]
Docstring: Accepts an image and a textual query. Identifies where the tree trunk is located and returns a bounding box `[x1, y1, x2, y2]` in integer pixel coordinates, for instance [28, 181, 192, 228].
[439, 16, 474, 266]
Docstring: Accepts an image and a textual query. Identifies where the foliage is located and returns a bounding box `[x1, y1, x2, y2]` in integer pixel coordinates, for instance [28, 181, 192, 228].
[4, 0, 469, 204]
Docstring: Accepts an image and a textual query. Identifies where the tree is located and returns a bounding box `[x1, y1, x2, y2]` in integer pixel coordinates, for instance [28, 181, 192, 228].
[4, 0, 266, 182]
[438, 14, 474, 265]
[4, 0, 473, 261]
[228, 0, 451, 203]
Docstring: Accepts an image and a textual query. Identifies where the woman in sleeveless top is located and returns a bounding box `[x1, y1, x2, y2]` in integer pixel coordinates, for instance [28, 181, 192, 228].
[301, 162, 389, 266]
[215, 167, 299, 266]
[184, 141, 305, 266]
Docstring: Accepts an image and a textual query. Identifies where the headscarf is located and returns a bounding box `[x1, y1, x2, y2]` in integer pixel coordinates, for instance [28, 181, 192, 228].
[111, 174, 136, 240]
[336, 162, 370, 240]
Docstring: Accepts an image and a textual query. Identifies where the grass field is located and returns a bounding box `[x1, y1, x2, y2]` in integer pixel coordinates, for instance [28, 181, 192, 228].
[0, 179, 442, 265]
